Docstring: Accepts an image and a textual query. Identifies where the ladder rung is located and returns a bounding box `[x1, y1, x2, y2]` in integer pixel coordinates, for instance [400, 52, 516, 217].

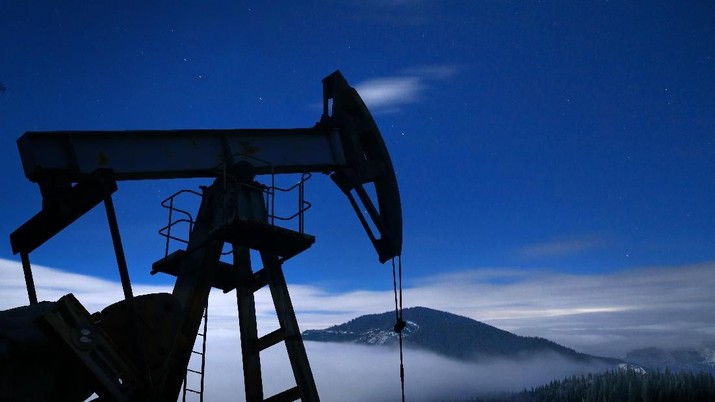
[197, 333, 204, 337]
[257, 328, 285, 352]
[187, 368, 202, 374]
[191, 350, 203, 355]
[264, 386, 301, 402]
[186, 388, 201, 394]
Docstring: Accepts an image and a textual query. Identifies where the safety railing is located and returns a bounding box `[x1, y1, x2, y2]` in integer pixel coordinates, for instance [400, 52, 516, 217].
[268, 172, 312, 233]
[158, 156, 313, 257]
[215, 153, 313, 235]
[159, 189, 202, 257]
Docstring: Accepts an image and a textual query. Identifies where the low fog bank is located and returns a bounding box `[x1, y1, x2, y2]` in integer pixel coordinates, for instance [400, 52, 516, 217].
[199, 337, 613, 402]
[309, 343, 613, 402]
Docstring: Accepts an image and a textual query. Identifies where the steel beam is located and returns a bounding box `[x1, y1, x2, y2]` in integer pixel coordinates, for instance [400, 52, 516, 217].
[17, 127, 346, 182]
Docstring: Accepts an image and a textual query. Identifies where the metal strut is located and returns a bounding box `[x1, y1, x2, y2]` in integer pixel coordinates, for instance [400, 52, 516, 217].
[104, 192, 156, 397]
[19, 252, 37, 305]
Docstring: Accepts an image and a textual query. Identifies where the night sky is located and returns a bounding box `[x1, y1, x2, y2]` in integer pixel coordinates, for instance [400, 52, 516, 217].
[1, 0, 714, 363]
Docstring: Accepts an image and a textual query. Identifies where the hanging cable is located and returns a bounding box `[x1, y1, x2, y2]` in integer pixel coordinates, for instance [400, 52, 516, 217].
[392, 256, 406, 402]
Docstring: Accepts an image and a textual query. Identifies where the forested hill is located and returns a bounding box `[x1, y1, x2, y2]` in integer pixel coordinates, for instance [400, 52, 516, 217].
[468, 369, 715, 402]
[302, 306, 619, 365]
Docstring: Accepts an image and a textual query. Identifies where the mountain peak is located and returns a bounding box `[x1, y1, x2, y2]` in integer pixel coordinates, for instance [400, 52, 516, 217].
[302, 307, 619, 365]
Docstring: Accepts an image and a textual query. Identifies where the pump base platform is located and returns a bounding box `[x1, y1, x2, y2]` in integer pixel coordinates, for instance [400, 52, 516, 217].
[153, 220, 314, 293]
[153, 250, 271, 293]
[210, 219, 315, 260]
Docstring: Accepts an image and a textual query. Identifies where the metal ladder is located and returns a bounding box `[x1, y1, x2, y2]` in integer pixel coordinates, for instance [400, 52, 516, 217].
[183, 304, 208, 402]
[233, 246, 319, 402]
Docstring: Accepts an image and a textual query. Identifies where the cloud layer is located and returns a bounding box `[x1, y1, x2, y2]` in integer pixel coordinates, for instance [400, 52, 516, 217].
[407, 263, 715, 356]
[2, 258, 714, 358]
[2, 258, 714, 399]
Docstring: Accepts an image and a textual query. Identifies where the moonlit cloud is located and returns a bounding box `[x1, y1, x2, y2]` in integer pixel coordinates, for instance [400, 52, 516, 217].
[0, 259, 172, 313]
[355, 76, 423, 110]
[405, 262, 715, 356]
[354, 65, 457, 113]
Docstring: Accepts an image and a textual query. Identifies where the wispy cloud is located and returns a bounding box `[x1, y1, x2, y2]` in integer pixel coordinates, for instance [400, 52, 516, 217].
[354, 65, 457, 113]
[354, 76, 423, 110]
[518, 236, 605, 257]
[407, 262, 715, 356]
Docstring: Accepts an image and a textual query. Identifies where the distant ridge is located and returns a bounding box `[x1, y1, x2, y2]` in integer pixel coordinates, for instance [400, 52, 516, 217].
[303, 306, 620, 365]
[626, 346, 715, 374]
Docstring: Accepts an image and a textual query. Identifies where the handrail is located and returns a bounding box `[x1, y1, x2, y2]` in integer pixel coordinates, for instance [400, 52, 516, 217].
[159, 219, 195, 244]
[214, 156, 312, 233]
[158, 165, 313, 257]
[272, 172, 312, 192]
[266, 173, 312, 233]
[159, 189, 202, 257]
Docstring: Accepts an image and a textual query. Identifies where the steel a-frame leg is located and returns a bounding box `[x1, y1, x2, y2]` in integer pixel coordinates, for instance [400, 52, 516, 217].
[234, 246, 263, 401]
[262, 252, 319, 402]
[234, 245, 319, 402]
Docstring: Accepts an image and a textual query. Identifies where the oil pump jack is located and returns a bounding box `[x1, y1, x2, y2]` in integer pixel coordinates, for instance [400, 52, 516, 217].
[1, 71, 402, 401]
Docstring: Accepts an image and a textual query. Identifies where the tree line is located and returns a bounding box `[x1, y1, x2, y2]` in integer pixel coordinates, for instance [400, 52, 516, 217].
[463, 368, 715, 402]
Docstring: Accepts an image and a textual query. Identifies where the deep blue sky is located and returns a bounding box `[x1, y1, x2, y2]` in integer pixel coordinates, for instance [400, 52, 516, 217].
[1, 1, 713, 292]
